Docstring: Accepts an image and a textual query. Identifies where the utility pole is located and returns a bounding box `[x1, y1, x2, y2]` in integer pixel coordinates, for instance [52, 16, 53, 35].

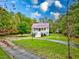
[66, 0, 72, 59]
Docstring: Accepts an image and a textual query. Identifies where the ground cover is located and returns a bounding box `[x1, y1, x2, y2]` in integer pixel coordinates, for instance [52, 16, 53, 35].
[0, 47, 11, 59]
[13, 39, 79, 59]
[42, 34, 79, 44]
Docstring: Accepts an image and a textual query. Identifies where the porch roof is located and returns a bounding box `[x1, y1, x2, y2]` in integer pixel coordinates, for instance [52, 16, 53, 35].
[32, 23, 49, 28]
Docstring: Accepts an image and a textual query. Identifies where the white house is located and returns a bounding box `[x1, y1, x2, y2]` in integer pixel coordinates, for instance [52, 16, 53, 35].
[32, 23, 49, 37]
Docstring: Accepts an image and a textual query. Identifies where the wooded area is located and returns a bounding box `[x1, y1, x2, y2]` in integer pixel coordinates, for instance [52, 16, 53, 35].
[0, 1, 79, 37]
[0, 7, 36, 35]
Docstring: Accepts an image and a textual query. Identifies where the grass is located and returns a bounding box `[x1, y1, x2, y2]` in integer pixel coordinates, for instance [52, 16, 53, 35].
[42, 34, 79, 44]
[71, 37, 79, 44]
[0, 47, 11, 59]
[13, 39, 79, 59]
[42, 34, 68, 41]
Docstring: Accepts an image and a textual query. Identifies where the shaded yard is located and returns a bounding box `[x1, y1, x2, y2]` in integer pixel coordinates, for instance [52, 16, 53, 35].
[0, 47, 11, 59]
[13, 39, 79, 59]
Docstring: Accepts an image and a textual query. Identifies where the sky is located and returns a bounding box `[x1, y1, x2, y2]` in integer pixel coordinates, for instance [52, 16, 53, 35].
[0, 0, 74, 20]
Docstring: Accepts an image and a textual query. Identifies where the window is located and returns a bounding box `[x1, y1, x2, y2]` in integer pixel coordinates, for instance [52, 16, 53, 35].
[39, 28, 41, 31]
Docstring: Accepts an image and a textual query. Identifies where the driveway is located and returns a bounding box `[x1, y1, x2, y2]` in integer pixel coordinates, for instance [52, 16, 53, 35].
[0, 41, 44, 59]
[0, 36, 79, 59]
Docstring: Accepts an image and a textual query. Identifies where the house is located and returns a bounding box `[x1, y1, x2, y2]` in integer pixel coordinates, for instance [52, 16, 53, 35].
[32, 23, 49, 37]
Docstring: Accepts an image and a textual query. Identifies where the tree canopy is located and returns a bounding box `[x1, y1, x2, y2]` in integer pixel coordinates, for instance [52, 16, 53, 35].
[58, 1, 79, 36]
[0, 7, 36, 35]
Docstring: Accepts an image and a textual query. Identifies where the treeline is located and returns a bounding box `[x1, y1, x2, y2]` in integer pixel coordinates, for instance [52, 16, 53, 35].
[0, 1, 79, 37]
[57, 1, 79, 37]
[0, 7, 36, 35]
[40, 1, 79, 37]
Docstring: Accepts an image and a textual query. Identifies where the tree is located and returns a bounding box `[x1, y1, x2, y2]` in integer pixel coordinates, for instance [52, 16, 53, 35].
[0, 7, 36, 35]
[58, 1, 79, 37]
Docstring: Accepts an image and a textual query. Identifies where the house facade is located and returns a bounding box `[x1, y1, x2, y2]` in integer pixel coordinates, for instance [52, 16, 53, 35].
[32, 23, 49, 37]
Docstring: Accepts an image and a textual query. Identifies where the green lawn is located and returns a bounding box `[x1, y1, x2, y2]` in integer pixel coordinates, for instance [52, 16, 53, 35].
[0, 47, 11, 59]
[13, 39, 79, 59]
[42, 34, 68, 41]
[42, 34, 79, 44]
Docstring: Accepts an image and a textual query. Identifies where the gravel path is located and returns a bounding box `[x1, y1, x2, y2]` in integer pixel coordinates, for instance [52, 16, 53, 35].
[0, 41, 43, 59]
[0, 36, 79, 59]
